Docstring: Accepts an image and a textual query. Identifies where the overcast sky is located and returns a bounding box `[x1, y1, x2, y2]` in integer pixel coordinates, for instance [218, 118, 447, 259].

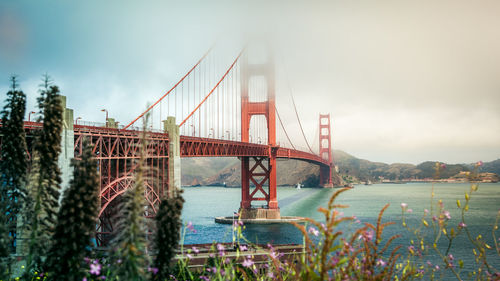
[1, 0, 499, 165]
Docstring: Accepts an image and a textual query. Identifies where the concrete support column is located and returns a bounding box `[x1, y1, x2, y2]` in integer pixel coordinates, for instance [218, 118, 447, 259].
[58, 95, 74, 196]
[163, 116, 181, 198]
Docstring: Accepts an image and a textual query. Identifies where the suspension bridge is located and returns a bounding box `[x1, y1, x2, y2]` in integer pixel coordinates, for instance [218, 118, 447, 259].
[14, 45, 334, 245]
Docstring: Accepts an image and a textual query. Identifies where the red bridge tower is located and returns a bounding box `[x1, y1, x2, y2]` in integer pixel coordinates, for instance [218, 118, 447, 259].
[239, 50, 280, 219]
[319, 114, 334, 187]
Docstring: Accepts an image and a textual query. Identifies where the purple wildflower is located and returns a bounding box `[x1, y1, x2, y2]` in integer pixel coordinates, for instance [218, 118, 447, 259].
[90, 263, 101, 275]
[359, 230, 374, 241]
[424, 209, 429, 214]
[242, 257, 254, 268]
[200, 276, 210, 281]
[458, 222, 467, 228]
[448, 254, 454, 261]
[376, 259, 387, 267]
[239, 244, 248, 251]
[308, 227, 319, 236]
[267, 272, 275, 278]
[187, 254, 193, 259]
[270, 251, 278, 259]
[443, 211, 451, 220]
[83, 278, 87, 281]
[186, 221, 197, 233]
[192, 246, 199, 254]
[148, 267, 159, 275]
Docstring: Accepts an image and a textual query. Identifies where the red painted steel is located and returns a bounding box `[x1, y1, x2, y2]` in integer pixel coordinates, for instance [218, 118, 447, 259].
[319, 114, 333, 187]
[13, 109, 331, 244]
[239, 52, 279, 210]
[73, 125, 169, 246]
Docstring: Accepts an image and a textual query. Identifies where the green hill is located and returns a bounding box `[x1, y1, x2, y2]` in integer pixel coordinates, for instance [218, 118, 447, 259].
[180, 150, 500, 186]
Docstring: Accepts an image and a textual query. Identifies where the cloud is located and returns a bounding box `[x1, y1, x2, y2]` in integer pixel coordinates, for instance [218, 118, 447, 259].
[1, 0, 499, 164]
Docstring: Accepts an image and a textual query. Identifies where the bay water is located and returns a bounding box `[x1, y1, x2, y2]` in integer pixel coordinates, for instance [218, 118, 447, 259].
[181, 183, 500, 278]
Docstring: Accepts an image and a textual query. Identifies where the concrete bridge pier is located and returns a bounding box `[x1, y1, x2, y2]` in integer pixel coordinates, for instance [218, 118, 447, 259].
[58, 95, 74, 195]
[163, 116, 181, 197]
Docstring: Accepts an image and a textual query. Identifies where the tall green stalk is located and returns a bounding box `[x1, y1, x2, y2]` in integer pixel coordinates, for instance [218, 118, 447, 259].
[0, 76, 28, 278]
[111, 118, 151, 280]
[45, 139, 99, 281]
[152, 189, 184, 280]
[25, 78, 63, 274]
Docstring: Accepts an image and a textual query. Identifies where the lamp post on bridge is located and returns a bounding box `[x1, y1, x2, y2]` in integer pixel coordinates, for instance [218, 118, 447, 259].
[75, 117, 82, 125]
[226, 130, 230, 140]
[101, 109, 108, 127]
[28, 111, 36, 122]
[209, 128, 214, 138]
[190, 124, 195, 137]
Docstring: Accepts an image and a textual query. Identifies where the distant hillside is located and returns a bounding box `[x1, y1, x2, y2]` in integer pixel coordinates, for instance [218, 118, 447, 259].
[333, 150, 499, 182]
[180, 151, 500, 186]
[182, 157, 342, 187]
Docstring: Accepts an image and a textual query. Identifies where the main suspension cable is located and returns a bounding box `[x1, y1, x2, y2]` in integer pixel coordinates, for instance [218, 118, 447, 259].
[122, 46, 213, 130]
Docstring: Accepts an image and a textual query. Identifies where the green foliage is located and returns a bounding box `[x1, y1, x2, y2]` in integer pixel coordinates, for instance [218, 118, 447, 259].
[111, 123, 150, 281]
[24, 78, 64, 274]
[0, 76, 28, 255]
[45, 139, 99, 281]
[152, 190, 185, 280]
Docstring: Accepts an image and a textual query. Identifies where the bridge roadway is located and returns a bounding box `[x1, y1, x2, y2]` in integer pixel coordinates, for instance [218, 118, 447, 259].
[23, 121, 328, 167]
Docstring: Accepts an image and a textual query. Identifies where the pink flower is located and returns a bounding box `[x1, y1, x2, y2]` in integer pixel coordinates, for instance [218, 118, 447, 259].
[401, 203, 408, 209]
[242, 257, 254, 268]
[90, 263, 101, 275]
[443, 211, 451, 220]
[308, 227, 319, 236]
[148, 267, 159, 274]
[458, 222, 467, 228]
[239, 244, 248, 251]
[407, 209, 413, 213]
[424, 209, 429, 214]
[376, 259, 387, 267]
[192, 246, 199, 254]
[186, 221, 197, 233]
[270, 251, 278, 259]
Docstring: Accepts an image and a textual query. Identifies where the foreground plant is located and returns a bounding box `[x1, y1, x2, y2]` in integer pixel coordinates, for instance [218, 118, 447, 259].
[0, 76, 28, 279]
[152, 189, 185, 280]
[110, 118, 151, 280]
[45, 139, 100, 281]
[24, 77, 64, 275]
